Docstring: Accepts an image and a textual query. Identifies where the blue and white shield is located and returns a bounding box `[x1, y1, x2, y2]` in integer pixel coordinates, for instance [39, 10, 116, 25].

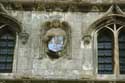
[48, 36, 64, 52]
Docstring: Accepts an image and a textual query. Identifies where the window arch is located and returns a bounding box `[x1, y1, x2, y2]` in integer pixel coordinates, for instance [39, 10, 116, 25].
[0, 13, 22, 73]
[83, 13, 125, 75]
[97, 28, 114, 74]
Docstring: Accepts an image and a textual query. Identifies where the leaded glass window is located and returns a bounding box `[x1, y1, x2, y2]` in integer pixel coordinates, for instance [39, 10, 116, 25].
[98, 29, 113, 74]
[97, 23, 125, 75]
[0, 31, 15, 73]
[119, 29, 125, 74]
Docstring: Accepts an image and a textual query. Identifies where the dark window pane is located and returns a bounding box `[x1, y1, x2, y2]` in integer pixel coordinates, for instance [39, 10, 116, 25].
[98, 57, 105, 63]
[98, 29, 113, 74]
[119, 30, 125, 74]
[0, 49, 8, 55]
[6, 56, 13, 62]
[0, 64, 6, 69]
[105, 57, 112, 63]
[0, 56, 6, 62]
[6, 64, 12, 70]
[0, 41, 7, 47]
[98, 50, 112, 57]
[7, 41, 15, 47]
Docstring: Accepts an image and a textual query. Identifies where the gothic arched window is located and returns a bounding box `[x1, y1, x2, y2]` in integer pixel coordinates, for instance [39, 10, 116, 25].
[0, 12, 21, 73]
[0, 27, 16, 73]
[97, 23, 125, 75]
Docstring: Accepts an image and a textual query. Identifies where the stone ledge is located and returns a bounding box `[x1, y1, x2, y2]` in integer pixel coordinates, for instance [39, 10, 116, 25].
[0, 1, 125, 12]
[0, 0, 125, 4]
[0, 79, 125, 83]
[0, 2, 111, 12]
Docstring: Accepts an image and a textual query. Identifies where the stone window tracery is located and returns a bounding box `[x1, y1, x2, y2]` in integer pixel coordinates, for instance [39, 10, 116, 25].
[97, 23, 125, 74]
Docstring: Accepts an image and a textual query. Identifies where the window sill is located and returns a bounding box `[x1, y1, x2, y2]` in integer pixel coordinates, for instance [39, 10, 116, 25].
[96, 74, 125, 80]
[118, 75, 125, 80]
[96, 74, 116, 80]
[0, 73, 14, 79]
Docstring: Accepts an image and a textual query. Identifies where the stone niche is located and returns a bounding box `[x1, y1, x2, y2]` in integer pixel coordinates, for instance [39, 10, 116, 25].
[41, 19, 71, 59]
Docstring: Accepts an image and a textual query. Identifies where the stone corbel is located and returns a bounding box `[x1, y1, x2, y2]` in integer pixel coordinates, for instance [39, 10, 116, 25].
[19, 31, 29, 45]
[82, 35, 91, 46]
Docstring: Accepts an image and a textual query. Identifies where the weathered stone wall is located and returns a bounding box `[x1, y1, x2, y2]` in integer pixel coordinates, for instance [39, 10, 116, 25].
[0, 1, 125, 82]
[6, 11, 103, 80]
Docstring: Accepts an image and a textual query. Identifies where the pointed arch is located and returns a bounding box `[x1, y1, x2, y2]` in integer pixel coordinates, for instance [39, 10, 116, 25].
[84, 6, 125, 74]
[0, 13, 22, 73]
[85, 14, 125, 37]
[0, 13, 22, 33]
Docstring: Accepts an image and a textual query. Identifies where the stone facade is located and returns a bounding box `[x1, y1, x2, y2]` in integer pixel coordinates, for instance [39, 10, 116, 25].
[0, 0, 125, 83]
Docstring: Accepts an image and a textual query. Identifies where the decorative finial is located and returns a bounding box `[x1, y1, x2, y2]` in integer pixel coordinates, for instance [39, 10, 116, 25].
[105, 4, 124, 16]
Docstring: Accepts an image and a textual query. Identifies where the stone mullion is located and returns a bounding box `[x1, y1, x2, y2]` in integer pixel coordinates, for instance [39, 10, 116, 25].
[113, 24, 120, 77]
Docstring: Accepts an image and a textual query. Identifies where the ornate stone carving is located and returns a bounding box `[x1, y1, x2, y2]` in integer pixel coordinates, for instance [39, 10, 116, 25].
[19, 31, 29, 44]
[85, 4, 125, 37]
[0, 2, 115, 12]
[41, 20, 71, 59]
[105, 4, 124, 16]
[82, 35, 91, 45]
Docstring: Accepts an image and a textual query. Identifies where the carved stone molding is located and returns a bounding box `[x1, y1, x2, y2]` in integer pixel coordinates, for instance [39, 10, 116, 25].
[104, 4, 124, 16]
[85, 4, 125, 36]
[22, 80, 31, 83]
[0, 80, 124, 83]
[0, 2, 114, 12]
[19, 31, 29, 44]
